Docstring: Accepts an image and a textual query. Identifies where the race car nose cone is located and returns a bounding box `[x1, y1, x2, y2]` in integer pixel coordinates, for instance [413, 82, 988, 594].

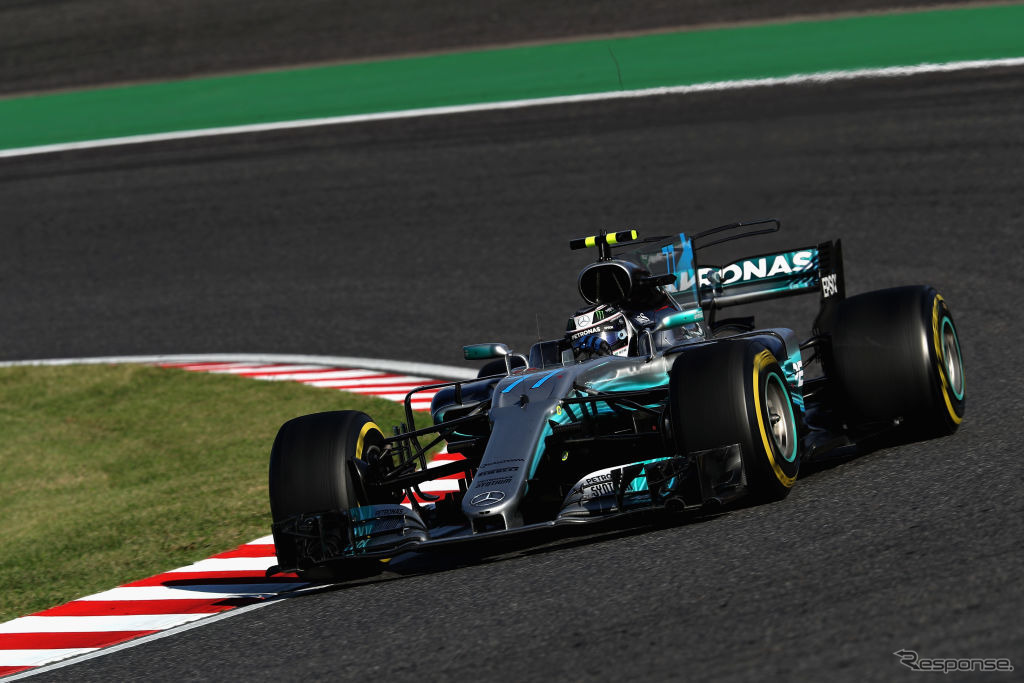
[470, 490, 506, 506]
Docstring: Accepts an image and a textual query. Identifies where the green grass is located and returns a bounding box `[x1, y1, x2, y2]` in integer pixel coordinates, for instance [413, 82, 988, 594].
[3, 3, 1024, 151]
[0, 364, 418, 623]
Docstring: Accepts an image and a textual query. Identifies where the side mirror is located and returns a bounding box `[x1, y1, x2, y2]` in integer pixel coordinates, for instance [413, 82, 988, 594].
[656, 308, 704, 331]
[464, 343, 511, 360]
[645, 308, 705, 361]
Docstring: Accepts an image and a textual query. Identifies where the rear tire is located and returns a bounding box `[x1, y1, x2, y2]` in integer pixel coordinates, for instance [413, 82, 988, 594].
[831, 286, 965, 437]
[669, 341, 800, 502]
[268, 410, 387, 578]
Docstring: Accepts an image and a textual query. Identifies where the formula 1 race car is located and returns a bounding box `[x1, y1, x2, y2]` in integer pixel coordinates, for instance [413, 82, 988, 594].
[267, 221, 965, 578]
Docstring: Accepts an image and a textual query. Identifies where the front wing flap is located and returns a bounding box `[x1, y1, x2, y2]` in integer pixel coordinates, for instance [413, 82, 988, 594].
[273, 444, 750, 570]
[557, 455, 693, 518]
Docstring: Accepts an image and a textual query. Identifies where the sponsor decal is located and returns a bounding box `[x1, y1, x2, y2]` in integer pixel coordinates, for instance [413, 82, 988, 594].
[677, 250, 817, 291]
[570, 310, 627, 339]
[821, 272, 839, 298]
[475, 476, 514, 487]
[571, 327, 608, 342]
[565, 474, 611, 504]
[791, 359, 804, 387]
[470, 490, 505, 506]
[583, 473, 615, 493]
[564, 469, 650, 506]
[586, 480, 615, 497]
[633, 312, 652, 325]
[476, 466, 519, 477]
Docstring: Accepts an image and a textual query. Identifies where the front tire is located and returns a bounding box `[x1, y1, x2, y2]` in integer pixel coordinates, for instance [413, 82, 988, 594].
[669, 341, 800, 502]
[268, 410, 386, 577]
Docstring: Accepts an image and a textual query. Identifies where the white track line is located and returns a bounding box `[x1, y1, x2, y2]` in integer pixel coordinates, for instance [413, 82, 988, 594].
[0, 649, 97, 668]
[0, 615, 211, 634]
[336, 388, 434, 398]
[239, 370, 390, 381]
[2, 599, 282, 680]
[166, 557, 279, 573]
[208, 364, 328, 374]
[417, 481, 463, 493]
[77, 585, 307, 602]
[300, 376, 429, 388]
[0, 353, 477, 380]
[1, 58, 1023, 160]
[246, 535, 275, 545]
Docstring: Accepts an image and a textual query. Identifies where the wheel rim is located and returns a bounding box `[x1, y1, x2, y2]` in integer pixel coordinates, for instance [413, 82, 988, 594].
[764, 374, 797, 463]
[940, 317, 965, 400]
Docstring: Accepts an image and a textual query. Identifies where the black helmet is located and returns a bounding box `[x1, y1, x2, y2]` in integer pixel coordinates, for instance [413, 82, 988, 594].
[565, 304, 634, 359]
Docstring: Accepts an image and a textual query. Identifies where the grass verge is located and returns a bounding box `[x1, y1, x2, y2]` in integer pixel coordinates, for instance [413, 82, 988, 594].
[0, 364, 417, 623]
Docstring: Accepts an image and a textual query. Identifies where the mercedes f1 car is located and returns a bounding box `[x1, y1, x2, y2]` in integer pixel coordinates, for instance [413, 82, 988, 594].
[267, 220, 965, 578]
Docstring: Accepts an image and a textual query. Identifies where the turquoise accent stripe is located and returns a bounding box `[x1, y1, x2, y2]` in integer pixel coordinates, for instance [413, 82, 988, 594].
[767, 373, 799, 464]
[941, 317, 966, 401]
[531, 370, 561, 389]
[501, 376, 528, 394]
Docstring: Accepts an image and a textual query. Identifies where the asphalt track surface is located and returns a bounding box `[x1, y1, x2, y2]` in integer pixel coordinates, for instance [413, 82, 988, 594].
[0, 0, 997, 96]
[4, 63, 1022, 681]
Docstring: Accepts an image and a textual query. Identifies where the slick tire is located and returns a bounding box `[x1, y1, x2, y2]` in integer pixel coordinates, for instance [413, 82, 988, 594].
[268, 410, 386, 576]
[831, 286, 965, 437]
[669, 341, 800, 502]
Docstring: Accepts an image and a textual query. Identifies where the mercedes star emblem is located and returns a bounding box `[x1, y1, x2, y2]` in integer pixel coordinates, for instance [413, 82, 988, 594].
[470, 490, 506, 506]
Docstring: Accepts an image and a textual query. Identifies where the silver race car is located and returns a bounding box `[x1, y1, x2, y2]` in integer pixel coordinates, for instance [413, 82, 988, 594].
[267, 221, 965, 578]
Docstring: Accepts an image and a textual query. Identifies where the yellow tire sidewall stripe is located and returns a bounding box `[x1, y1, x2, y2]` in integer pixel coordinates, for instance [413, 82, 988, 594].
[355, 420, 382, 460]
[356, 420, 388, 551]
[931, 295, 963, 425]
[753, 349, 797, 488]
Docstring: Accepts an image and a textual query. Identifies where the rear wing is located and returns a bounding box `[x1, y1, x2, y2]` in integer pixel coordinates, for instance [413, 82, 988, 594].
[591, 219, 847, 334]
[696, 239, 846, 330]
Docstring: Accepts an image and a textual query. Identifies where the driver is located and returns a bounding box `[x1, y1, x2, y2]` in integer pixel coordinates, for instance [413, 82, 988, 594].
[566, 304, 635, 359]
[566, 302, 703, 359]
